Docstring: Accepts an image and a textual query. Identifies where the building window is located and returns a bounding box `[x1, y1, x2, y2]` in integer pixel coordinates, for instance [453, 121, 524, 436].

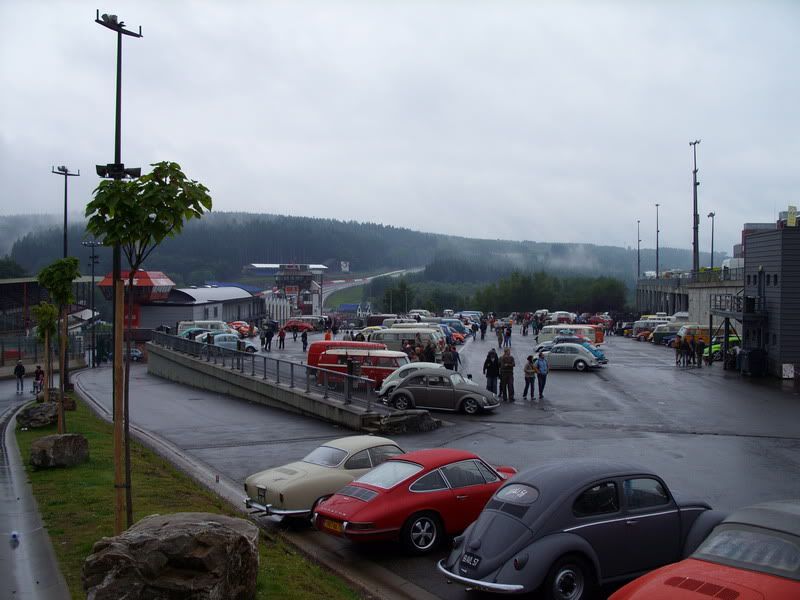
[203, 308, 209, 319]
[213, 306, 218, 318]
[773, 333, 777, 346]
[774, 274, 779, 286]
[746, 274, 751, 285]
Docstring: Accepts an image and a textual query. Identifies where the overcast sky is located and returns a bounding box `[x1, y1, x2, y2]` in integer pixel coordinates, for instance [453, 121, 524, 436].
[1, 1, 798, 255]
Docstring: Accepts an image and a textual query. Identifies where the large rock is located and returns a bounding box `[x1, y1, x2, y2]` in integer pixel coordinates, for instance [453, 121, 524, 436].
[82, 512, 259, 600]
[378, 409, 441, 434]
[30, 433, 89, 468]
[16, 402, 58, 428]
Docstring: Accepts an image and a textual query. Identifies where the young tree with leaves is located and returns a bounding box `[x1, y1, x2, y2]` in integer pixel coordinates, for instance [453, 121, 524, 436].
[31, 302, 58, 404]
[86, 161, 212, 527]
[37, 257, 80, 433]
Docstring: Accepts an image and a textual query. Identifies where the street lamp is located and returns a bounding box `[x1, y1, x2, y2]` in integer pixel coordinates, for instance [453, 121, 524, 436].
[690, 140, 701, 275]
[95, 9, 142, 534]
[637, 219, 641, 279]
[51, 165, 80, 258]
[708, 211, 716, 270]
[655, 203, 660, 278]
[82, 240, 102, 368]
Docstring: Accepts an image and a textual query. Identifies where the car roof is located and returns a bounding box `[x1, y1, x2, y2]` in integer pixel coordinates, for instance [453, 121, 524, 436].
[722, 500, 800, 537]
[399, 362, 441, 370]
[322, 349, 408, 357]
[389, 448, 478, 469]
[324, 435, 399, 452]
[513, 459, 653, 490]
[407, 367, 459, 377]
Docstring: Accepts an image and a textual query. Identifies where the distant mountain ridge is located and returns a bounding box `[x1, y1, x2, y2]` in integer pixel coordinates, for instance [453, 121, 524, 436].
[4, 212, 721, 288]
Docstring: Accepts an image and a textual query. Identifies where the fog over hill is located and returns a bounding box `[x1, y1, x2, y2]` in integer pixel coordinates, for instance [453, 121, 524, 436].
[4, 212, 723, 289]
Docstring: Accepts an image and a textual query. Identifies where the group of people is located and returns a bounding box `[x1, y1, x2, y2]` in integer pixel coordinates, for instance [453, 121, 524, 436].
[403, 339, 440, 364]
[259, 327, 309, 352]
[482, 347, 550, 402]
[673, 335, 707, 368]
[13, 361, 45, 395]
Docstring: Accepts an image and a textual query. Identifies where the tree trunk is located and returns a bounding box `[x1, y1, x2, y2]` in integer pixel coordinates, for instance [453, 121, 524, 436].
[58, 305, 66, 434]
[43, 331, 50, 404]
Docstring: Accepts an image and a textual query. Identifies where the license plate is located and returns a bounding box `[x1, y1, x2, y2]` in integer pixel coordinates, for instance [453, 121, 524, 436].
[461, 552, 481, 569]
[323, 519, 342, 533]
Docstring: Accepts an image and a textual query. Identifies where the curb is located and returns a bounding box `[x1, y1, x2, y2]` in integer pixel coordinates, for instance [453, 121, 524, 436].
[72, 370, 440, 600]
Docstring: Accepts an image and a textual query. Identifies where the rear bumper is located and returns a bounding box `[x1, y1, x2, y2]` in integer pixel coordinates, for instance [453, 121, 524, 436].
[244, 497, 309, 517]
[437, 560, 525, 593]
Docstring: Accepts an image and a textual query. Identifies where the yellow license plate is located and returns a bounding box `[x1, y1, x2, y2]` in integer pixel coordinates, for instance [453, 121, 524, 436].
[323, 519, 342, 533]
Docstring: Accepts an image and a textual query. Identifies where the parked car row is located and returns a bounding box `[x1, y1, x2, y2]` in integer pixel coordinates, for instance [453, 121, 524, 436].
[245, 435, 800, 599]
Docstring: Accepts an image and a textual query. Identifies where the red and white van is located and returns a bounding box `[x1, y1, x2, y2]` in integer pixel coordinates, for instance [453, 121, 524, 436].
[315, 349, 410, 387]
[307, 340, 386, 369]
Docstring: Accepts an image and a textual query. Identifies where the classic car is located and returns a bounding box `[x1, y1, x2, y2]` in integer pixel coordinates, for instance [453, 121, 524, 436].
[438, 459, 723, 599]
[388, 367, 501, 414]
[709, 335, 741, 361]
[244, 435, 404, 518]
[212, 333, 260, 353]
[542, 343, 600, 371]
[376, 361, 444, 397]
[610, 499, 800, 599]
[282, 319, 316, 333]
[313, 448, 517, 554]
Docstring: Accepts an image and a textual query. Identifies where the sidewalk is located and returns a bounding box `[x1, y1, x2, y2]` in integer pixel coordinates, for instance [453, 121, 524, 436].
[0, 378, 70, 599]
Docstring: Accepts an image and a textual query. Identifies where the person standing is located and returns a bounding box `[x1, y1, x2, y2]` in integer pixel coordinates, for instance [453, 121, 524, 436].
[265, 328, 274, 352]
[301, 330, 308, 352]
[535, 351, 549, 400]
[442, 346, 455, 370]
[293, 329, 298, 342]
[14, 360, 25, 394]
[696, 338, 706, 368]
[471, 322, 478, 340]
[423, 341, 436, 363]
[260, 327, 267, 351]
[496, 325, 504, 348]
[522, 355, 537, 400]
[673, 336, 682, 366]
[278, 328, 286, 349]
[479, 319, 487, 341]
[33, 365, 44, 395]
[452, 345, 462, 371]
[504, 324, 512, 348]
[499, 348, 516, 402]
[483, 349, 500, 395]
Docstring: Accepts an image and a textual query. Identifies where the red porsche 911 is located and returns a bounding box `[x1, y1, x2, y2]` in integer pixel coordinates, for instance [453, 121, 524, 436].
[313, 448, 517, 554]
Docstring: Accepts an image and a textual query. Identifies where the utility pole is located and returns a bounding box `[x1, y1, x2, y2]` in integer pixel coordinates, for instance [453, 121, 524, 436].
[82, 240, 102, 368]
[690, 140, 701, 275]
[95, 10, 142, 534]
[655, 204, 660, 278]
[637, 219, 641, 279]
[708, 212, 716, 270]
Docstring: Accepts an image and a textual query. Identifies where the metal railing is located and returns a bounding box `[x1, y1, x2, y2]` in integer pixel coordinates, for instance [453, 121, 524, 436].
[710, 293, 765, 315]
[0, 334, 85, 367]
[150, 331, 389, 414]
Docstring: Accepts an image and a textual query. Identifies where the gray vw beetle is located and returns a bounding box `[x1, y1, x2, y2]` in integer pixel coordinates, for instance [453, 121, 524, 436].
[438, 459, 724, 599]
[388, 367, 500, 414]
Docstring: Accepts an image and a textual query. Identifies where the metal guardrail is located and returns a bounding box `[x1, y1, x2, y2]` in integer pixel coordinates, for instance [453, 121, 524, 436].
[638, 267, 744, 286]
[710, 293, 765, 315]
[150, 331, 388, 414]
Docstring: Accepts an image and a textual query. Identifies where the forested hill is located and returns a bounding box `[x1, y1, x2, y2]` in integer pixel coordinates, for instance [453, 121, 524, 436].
[6, 212, 716, 287]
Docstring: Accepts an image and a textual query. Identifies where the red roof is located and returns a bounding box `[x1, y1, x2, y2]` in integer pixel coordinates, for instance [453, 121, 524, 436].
[97, 270, 175, 302]
[390, 448, 479, 470]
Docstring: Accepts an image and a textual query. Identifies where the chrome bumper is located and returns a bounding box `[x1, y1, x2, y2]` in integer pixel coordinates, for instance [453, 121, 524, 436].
[437, 560, 525, 593]
[244, 497, 310, 517]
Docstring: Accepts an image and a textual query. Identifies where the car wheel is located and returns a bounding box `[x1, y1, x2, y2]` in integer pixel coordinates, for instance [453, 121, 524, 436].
[712, 350, 722, 360]
[392, 394, 412, 410]
[402, 512, 441, 555]
[544, 555, 594, 600]
[245, 347, 256, 353]
[574, 360, 587, 372]
[461, 397, 480, 415]
[309, 495, 330, 525]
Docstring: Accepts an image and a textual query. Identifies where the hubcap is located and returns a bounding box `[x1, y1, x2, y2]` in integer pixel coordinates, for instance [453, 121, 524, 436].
[464, 400, 478, 414]
[396, 397, 409, 410]
[410, 517, 436, 549]
[554, 567, 584, 600]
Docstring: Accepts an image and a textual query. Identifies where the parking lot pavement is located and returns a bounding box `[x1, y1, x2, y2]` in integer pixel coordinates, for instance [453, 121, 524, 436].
[74, 334, 800, 600]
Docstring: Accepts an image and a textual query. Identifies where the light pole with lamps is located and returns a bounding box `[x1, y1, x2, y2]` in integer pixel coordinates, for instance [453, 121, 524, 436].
[637, 219, 641, 279]
[94, 9, 142, 534]
[655, 204, 660, 278]
[51, 165, 80, 258]
[708, 212, 716, 270]
[690, 140, 701, 275]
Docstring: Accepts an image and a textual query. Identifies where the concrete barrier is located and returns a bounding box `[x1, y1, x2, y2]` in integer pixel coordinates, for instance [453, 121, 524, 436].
[146, 343, 439, 433]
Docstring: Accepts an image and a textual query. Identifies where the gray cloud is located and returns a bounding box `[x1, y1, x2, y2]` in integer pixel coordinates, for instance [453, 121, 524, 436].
[1, 0, 798, 257]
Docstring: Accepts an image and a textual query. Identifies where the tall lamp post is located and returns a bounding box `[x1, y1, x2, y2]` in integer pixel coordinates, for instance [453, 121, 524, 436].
[94, 10, 142, 534]
[655, 203, 660, 278]
[690, 140, 701, 275]
[637, 219, 641, 279]
[82, 240, 102, 368]
[51, 165, 80, 258]
[708, 212, 716, 270]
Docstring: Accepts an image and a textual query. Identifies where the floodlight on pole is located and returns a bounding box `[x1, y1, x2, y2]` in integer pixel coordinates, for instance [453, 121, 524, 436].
[51, 165, 80, 258]
[655, 204, 660, 279]
[690, 140, 701, 275]
[637, 219, 641, 279]
[708, 211, 716, 270]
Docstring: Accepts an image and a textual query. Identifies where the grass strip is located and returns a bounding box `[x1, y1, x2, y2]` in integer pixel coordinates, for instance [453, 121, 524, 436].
[15, 396, 359, 600]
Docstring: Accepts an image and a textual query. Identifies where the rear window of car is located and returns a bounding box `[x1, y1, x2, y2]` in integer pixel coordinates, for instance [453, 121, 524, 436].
[356, 460, 423, 489]
[694, 524, 800, 581]
[302, 446, 347, 467]
[495, 483, 539, 504]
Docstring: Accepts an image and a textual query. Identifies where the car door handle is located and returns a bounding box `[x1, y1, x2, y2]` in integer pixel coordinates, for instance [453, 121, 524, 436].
[456, 495, 468, 500]
[625, 520, 638, 526]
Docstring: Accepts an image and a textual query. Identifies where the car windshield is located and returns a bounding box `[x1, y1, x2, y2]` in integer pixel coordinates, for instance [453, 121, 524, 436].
[694, 524, 800, 581]
[302, 446, 348, 467]
[450, 373, 466, 386]
[356, 460, 423, 489]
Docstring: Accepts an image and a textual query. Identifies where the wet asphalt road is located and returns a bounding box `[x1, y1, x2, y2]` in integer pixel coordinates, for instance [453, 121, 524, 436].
[75, 330, 800, 599]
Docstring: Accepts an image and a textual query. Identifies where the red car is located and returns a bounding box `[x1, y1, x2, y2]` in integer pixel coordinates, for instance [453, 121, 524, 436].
[313, 449, 516, 554]
[283, 320, 315, 333]
[610, 499, 800, 600]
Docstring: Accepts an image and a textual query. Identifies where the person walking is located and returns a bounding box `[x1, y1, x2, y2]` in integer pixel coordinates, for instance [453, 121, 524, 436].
[14, 360, 25, 394]
[452, 345, 462, 371]
[522, 355, 537, 400]
[504, 324, 512, 348]
[673, 336, 682, 366]
[301, 330, 308, 352]
[260, 327, 267, 350]
[535, 351, 549, 400]
[483, 349, 500, 395]
[479, 319, 487, 341]
[471, 322, 478, 340]
[265, 329, 274, 352]
[278, 328, 286, 349]
[33, 365, 44, 395]
[293, 329, 298, 342]
[499, 348, 516, 402]
[442, 346, 455, 370]
[696, 338, 706, 368]
[496, 325, 504, 348]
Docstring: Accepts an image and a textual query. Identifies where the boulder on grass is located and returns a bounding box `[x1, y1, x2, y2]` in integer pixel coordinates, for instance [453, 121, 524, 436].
[30, 433, 89, 468]
[82, 512, 259, 600]
[16, 402, 58, 428]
